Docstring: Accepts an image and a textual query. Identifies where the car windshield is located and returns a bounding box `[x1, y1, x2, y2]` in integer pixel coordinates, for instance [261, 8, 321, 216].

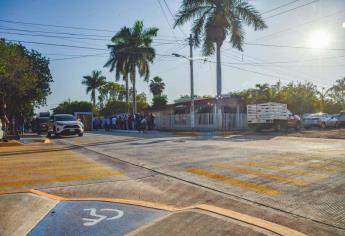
[55, 115, 76, 121]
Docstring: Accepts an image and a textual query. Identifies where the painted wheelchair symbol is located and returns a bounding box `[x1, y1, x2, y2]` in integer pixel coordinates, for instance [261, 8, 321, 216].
[82, 208, 124, 226]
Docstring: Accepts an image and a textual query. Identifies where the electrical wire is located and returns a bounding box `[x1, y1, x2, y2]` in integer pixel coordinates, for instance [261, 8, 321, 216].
[262, 0, 302, 15]
[244, 42, 345, 51]
[162, 0, 187, 36]
[264, 0, 320, 20]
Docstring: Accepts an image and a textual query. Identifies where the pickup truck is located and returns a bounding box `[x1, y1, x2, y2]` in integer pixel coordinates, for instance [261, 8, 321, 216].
[247, 102, 301, 132]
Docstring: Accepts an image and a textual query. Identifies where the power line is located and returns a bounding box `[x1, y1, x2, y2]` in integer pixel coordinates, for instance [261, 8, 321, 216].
[5, 39, 108, 51]
[262, 0, 302, 15]
[253, 9, 345, 42]
[0, 25, 110, 38]
[156, 0, 177, 39]
[205, 59, 282, 80]
[0, 31, 108, 41]
[221, 47, 336, 85]
[0, 25, 186, 42]
[244, 42, 345, 51]
[162, 0, 187, 36]
[264, 0, 320, 20]
[214, 54, 345, 65]
[0, 19, 116, 32]
[50, 53, 108, 61]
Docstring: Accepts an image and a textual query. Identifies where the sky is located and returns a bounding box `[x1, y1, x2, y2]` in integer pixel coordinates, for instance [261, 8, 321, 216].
[1, 0, 345, 112]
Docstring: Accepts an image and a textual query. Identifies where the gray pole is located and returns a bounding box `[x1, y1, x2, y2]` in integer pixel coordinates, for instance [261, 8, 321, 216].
[189, 34, 195, 129]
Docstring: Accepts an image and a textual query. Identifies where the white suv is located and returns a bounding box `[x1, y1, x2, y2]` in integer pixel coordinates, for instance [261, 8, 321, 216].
[47, 114, 84, 137]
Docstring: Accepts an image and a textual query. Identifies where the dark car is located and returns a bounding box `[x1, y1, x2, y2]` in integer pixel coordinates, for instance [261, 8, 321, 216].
[34, 117, 49, 134]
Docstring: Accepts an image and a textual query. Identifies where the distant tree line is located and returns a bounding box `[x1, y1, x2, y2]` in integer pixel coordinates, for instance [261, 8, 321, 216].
[229, 79, 345, 114]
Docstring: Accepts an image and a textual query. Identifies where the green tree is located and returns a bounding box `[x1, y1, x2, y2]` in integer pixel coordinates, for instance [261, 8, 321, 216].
[316, 87, 332, 112]
[149, 76, 165, 96]
[174, 0, 266, 99]
[330, 77, 345, 109]
[98, 81, 126, 108]
[106, 21, 158, 114]
[152, 95, 168, 108]
[52, 101, 93, 114]
[0, 39, 53, 119]
[81, 70, 106, 107]
[99, 100, 128, 116]
[136, 92, 149, 111]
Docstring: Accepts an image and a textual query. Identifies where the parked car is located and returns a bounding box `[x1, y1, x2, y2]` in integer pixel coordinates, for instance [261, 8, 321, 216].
[303, 113, 339, 129]
[47, 114, 84, 137]
[335, 111, 345, 127]
[34, 117, 49, 134]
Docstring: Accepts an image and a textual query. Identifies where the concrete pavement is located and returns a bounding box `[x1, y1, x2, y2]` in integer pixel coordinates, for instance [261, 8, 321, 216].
[1, 132, 344, 235]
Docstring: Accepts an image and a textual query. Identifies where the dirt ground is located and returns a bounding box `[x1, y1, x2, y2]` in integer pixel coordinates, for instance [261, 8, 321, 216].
[288, 128, 345, 139]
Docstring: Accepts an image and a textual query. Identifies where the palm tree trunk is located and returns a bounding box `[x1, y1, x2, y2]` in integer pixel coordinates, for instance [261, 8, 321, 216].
[216, 42, 222, 116]
[216, 42, 222, 97]
[92, 89, 96, 107]
[124, 75, 129, 113]
[131, 67, 136, 114]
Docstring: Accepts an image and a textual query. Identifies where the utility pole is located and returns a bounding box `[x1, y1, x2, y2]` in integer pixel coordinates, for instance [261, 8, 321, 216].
[189, 34, 195, 129]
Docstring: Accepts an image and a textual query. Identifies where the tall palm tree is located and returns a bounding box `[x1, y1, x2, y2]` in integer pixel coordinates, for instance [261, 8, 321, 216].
[104, 47, 131, 112]
[149, 76, 165, 96]
[106, 21, 158, 114]
[81, 70, 106, 107]
[174, 0, 267, 100]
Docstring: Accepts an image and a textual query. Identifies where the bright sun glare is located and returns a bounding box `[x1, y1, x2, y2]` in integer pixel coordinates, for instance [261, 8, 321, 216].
[308, 30, 331, 49]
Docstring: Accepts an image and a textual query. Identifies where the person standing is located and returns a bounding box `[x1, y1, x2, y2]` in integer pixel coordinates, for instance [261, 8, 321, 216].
[0, 102, 9, 142]
[112, 116, 117, 130]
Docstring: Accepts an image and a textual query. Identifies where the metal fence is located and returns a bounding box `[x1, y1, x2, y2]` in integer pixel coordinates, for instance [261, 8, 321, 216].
[154, 113, 248, 131]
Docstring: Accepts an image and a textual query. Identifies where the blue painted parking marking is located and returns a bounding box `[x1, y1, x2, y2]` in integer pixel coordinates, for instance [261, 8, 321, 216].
[28, 201, 167, 236]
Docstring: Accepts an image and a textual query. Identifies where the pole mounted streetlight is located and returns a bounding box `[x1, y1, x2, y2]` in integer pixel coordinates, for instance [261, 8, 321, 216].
[172, 34, 195, 129]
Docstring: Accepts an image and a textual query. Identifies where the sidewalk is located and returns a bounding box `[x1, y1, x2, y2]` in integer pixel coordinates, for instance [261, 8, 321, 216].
[1, 190, 307, 236]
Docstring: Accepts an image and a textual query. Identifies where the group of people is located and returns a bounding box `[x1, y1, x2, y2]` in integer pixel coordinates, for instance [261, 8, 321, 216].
[93, 113, 155, 133]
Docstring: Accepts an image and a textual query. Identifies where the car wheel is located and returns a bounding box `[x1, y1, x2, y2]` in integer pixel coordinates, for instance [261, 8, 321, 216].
[321, 122, 326, 129]
[78, 132, 83, 137]
[53, 127, 59, 137]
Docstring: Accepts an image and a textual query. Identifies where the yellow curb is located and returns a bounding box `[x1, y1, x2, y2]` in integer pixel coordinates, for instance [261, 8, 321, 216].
[26, 189, 306, 236]
[195, 204, 307, 236]
[0, 189, 31, 195]
[30, 189, 66, 201]
[0, 140, 23, 147]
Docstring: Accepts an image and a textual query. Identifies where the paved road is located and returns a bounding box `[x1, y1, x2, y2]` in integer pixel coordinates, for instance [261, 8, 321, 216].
[60, 132, 345, 230]
[1, 131, 345, 235]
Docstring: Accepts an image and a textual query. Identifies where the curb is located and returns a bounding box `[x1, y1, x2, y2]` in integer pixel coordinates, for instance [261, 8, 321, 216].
[0, 140, 23, 147]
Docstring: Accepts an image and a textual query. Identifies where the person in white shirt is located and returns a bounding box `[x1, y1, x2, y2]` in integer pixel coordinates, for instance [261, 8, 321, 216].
[112, 116, 117, 129]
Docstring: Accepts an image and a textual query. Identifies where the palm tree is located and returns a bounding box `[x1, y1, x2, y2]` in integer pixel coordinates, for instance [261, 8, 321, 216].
[81, 70, 106, 107]
[104, 46, 131, 112]
[149, 76, 165, 96]
[174, 0, 267, 99]
[106, 21, 158, 114]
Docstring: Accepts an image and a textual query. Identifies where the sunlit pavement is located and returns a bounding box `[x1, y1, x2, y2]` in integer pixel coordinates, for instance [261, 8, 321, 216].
[1, 132, 345, 235]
